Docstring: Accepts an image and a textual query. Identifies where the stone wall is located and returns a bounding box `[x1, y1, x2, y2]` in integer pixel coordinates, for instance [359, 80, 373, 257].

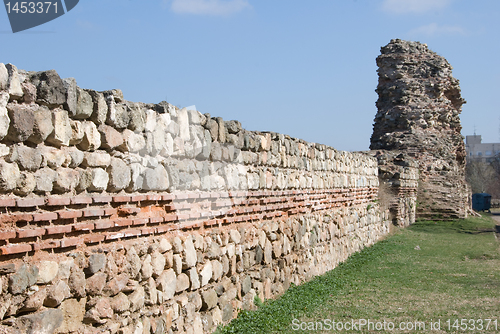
[370, 39, 469, 219]
[0, 63, 390, 333]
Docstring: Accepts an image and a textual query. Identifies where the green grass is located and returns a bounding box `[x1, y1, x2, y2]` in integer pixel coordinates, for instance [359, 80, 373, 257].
[216, 215, 500, 333]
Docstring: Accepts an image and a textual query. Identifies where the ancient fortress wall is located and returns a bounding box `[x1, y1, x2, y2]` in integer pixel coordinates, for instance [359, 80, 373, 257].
[0, 63, 390, 333]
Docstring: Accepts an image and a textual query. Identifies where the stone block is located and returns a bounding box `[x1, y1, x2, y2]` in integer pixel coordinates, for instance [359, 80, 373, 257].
[129, 286, 145, 312]
[182, 238, 197, 269]
[27, 105, 53, 144]
[107, 158, 131, 192]
[44, 280, 71, 307]
[0, 160, 20, 192]
[0, 92, 10, 140]
[15, 309, 63, 334]
[9, 264, 38, 295]
[46, 108, 72, 147]
[77, 121, 101, 151]
[8, 144, 42, 171]
[188, 267, 200, 291]
[157, 269, 176, 300]
[106, 98, 129, 129]
[5, 64, 23, 99]
[82, 151, 111, 168]
[0, 63, 8, 90]
[119, 129, 145, 153]
[141, 255, 153, 279]
[86, 272, 107, 296]
[176, 273, 190, 292]
[126, 101, 145, 132]
[31, 69, 67, 107]
[69, 119, 84, 145]
[151, 251, 166, 277]
[62, 77, 77, 116]
[178, 108, 190, 141]
[88, 253, 106, 274]
[40, 146, 66, 168]
[201, 289, 218, 310]
[74, 87, 93, 119]
[142, 165, 169, 191]
[53, 167, 80, 193]
[87, 89, 107, 124]
[99, 124, 123, 149]
[68, 269, 86, 298]
[58, 298, 86, 333]
[111, 292, 130, 313]
[103, 272, 129, 297]
[15, 171, 36, 196]
[36, 261, 59, 284]
[6, 102, 35, 142]
[200, 261, 213, 287]
[34, 167, 57, 193]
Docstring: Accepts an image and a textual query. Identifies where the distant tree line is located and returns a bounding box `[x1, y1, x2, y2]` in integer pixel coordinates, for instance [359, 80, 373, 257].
[466, 158, 500, 198]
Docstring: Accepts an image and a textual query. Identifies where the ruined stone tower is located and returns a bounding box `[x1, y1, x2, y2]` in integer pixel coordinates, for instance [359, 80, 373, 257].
[370, 39, 469, 219]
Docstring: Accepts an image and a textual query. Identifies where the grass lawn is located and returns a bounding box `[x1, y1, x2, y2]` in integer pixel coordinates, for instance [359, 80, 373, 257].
[216, 215, 500, 333]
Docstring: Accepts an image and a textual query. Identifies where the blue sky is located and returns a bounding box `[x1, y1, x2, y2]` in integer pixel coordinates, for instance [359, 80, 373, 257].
[1, 0, 499, 151]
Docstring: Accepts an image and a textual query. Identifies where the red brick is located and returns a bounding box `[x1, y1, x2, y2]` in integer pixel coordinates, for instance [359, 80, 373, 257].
[210, 192, 222, 198]
[46, 225, 72, 235]
[71, 196, 93, 205]
[94, 220, 114, 230]
[0, 231, 16, 240]
[189, 212, 201, 219]
[123, 229, 141, 237]
[132, 218, 148, 226]
[0, 243, 32, 255]
[104, 208, 117, 216]
[188, 193, 200, 199]
[118, 207, 140, 215]
[141, 227, 156, 235]
[33, 240, 60, 251]
[11, 213, 33, 223]
[176, 213, 190, 221]
[147, 194, 162, 201]
[149, 217, 164, 224]
[58, 210, 83, 219]
[130, 195, 148, 202]
[156, 225, 177, 233]
[204, 219, 219, 227]
[16, 198, 45, 208]
[60, 237, 83, 248]
[73, 222, 94, 231]
[161, 194, 175, 201]
[46, 197, 71, 206]
[18, 228, 45, 238]
[33, 212, 58, 222]
[175, 193, 189, 200]
[0, 198, 16, 207]
[164, 214, 177, 222]
[112, 195, 131, 203]
[84, 234, 105, 244]
[113, 219, 132, 227]
[106, 232, 125, 240]
[82, 209, 105, 217]
[92, 196, 112, 204]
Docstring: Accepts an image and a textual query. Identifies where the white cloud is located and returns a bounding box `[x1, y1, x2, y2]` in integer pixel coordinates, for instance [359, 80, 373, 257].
[409, 23, 466, 36]
[382, 0, 452, 14]
[169, 0, 251, 16]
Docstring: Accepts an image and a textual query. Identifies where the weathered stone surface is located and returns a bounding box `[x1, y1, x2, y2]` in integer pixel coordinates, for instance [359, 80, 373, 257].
[106, 98, 129, 129]
[22, 287, 47, 312]
[157, 269, 176, 300]
[79, 167, 109, 192]
[16, 309, 63, 334]
[9, 264, 38, 295]
[188, 267, 200, 291]
[69, 120, 84, 145]
[126, 102, 145, 132]
[46, 108, 72, 147]
[107, 157, 131, 191]
[0, 95, 9, 141]
[77, 121, 101, 151]
[370, 39, 468, 219]
[103, 273, 129, 296]
[34, 167, 57, 193]
[15, 171, 36, 196]
[0, 63, 8, 91]
[128, 286, 145, 312]
[40, 146, 66, 168]
[151, 251, 166, 277]
[31, 69, 66, 107]
[6, 103, 35, 142]
[126, 247, 141, 278]
[68, 269, 86, 298]
[27, 105, 53, 144]
[58, 298, 86, 333]
[53, 167, 80, 193]
[6, 64, 23, 99]
[183, 238, 197, 269]
[36, 261, 59, 284]
[8, 144, 42, 171]
[21, 82, 36, 104]
[176, 273, 190, 292]
[88, 253, 106, 274]
[62, 77, 77, 116]
[98, 124, 123, 149]
[87, 90, 107, 125]
[119, 129, 145, 153]
[82, 151, 111, 168]
[142, 165, 169, 191]
[200, 261, 213, 287]
[86, 272, 107, 296]
[44, 280, 71, 307]
[201, 289, 218, 310]
[74, 87, 93, 119]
